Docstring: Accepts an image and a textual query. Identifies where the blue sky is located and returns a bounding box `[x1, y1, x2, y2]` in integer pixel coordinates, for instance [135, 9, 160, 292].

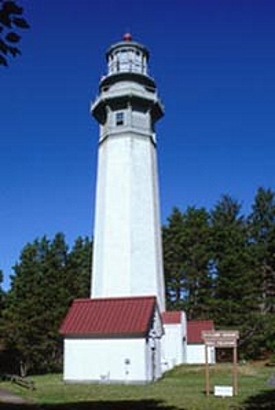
[1, 0, 275, 290]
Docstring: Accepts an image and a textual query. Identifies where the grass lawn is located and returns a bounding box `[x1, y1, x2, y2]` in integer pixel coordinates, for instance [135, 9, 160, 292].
[1, 362, 275, 410]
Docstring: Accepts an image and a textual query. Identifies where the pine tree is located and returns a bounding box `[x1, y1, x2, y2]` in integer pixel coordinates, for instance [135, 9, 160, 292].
[210, 195, 261, 357]
[247, 187, 275, 357]
[163, 206, 212, 317]
[179, 207, 213, 319]
[249, 187, 275, 314]
[2, 234, 92, 374]
[163, 208, 186, 309]
[3, 238, 50, 374]
[0, 269, 4, 308]
[0, 270, 5, 336]
[65, 236, 92, 301]
[40, 233, 69, 372]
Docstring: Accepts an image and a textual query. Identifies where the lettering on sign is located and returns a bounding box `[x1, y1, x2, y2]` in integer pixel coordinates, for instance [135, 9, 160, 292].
[214, 385, 233, 397]
[202, 330, 239, 348]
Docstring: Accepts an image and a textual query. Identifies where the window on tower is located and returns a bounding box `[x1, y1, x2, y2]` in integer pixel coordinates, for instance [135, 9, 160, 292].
[116, 112, 124, 126]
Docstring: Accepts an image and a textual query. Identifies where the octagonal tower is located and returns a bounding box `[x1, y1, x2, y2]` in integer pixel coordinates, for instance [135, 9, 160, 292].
[91, 34, 165, 311]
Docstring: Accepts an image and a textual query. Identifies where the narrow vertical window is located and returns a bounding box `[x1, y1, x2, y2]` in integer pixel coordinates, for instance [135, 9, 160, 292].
[116, 112, 124, 126]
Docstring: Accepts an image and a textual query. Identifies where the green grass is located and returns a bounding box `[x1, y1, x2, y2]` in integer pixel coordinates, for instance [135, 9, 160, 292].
[1, 363, 275, 410]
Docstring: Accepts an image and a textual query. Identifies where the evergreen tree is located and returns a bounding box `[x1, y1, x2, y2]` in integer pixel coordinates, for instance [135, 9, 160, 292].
[65, 236, 92, 300]
[249, 187, 275, 314]
[179, 207, 213, 319]
[0, 269, 5, 335]
[210, 195, 261, 357]
[247, 187, 275, 357]
[3, 237, 50, 374]
[2, 234, 92, 375]
[39, 233, 69, 373]
[0, 269, 4, 308]
[163, 208, 186, 309]
[163, 206, 212, 317]
[212, 195, 257, 327]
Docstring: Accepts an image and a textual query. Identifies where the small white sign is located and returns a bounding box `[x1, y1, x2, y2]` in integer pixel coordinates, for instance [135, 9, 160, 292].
[214, 385, 233, 397]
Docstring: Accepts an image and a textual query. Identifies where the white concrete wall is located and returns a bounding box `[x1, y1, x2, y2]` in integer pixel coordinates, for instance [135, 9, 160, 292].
[161, 323, 185, 371]
[186, 344, 215, 364]
[91, 130, 165, 310]
[64, 337, 159, 383]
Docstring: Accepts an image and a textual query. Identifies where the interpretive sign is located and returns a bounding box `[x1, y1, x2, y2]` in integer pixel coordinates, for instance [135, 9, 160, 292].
[202, 330, 239, 348]
[202, 330, 239, 397]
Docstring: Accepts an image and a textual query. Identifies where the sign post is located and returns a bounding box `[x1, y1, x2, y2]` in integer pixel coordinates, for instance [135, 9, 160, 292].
[204, 342, 210, 396]
[202, 330, 239, 396]
[233, 343, 238, 395]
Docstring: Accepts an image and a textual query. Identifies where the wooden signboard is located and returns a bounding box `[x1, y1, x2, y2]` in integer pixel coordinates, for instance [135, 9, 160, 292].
[202, 330, 239, 396]
[202, 331, 239, 347]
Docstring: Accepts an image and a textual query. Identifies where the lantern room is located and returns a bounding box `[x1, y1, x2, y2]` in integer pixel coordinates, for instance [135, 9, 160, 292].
[106, 33, 149, 76]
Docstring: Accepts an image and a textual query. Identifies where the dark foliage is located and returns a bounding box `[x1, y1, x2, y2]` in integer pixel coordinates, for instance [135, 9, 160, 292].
[1, 234, 92, 375]
[0, 0, 29, 66]
[163, 188, 275, 360]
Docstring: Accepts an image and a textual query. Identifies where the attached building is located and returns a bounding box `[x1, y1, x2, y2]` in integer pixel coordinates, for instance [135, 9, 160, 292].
[60, 296, 164, 383]
[161, 311, 187, 371]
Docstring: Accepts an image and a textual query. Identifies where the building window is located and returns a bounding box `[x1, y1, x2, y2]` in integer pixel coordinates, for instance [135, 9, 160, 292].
[116, 112, 124, 126]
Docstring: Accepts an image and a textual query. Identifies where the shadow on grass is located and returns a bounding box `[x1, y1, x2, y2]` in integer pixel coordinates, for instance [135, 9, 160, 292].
[239, 389, 275, 410]
[0, 400, 183, 410]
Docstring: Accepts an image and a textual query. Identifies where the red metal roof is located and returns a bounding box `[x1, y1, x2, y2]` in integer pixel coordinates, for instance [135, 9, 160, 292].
[161, 311, 182, 324]
[187, 320, 214, 344]
[60, 296, 157, 337]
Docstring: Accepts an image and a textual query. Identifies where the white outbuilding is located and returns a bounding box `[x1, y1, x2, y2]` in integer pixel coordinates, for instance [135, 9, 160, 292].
[186, 320, 216, 364]
[161, 311, 187, 371]
[60, 295, 164, 383]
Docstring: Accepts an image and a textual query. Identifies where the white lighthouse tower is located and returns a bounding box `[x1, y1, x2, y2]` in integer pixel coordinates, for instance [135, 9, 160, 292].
[91, 33, 165, 311]
[60, 35, 188, 383]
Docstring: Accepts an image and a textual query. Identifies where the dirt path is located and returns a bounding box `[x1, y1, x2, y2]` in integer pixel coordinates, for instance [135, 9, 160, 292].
[0, 387, 29, 404]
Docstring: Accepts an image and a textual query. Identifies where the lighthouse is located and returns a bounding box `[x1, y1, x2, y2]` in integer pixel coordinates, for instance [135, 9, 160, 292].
[91, 33, 166, 311]
[60, 35, 176, 383]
